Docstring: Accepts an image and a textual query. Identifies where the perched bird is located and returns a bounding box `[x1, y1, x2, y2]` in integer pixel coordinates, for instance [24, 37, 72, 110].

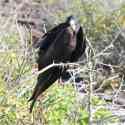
[28, 16, 86, 113]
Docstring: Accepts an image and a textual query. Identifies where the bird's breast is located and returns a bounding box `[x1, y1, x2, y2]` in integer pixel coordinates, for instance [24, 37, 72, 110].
[68, 32, 76, 50]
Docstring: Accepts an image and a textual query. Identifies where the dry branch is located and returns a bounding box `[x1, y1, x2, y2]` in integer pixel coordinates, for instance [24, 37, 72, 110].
[19, 62, 79, 84]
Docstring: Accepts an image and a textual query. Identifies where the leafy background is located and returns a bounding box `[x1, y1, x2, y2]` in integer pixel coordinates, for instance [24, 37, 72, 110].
[0, 0, 125, 124]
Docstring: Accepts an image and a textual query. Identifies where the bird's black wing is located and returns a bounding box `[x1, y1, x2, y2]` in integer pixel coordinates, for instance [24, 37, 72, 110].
[38, 27, 75, 69]
[36, 23, 68, 70]
[70, 26, 86, 62]
[29, 27, 76, 112]
[29, 67, 60, 113]
[35, 23, 67, 51]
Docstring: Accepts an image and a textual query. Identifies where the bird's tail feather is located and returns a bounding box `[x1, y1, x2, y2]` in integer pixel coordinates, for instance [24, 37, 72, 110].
[28, 96, 33, 102]
[29, 99, 36, 113]
[28, 68, 59, 113]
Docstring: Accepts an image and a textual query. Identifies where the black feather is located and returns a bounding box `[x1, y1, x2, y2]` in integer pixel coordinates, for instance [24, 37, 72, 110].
[29, 67, 61, 113]
[29, 16, 86, 112]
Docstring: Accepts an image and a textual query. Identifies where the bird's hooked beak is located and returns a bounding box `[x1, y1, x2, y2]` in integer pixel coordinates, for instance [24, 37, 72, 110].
[70, 19, 76, 31]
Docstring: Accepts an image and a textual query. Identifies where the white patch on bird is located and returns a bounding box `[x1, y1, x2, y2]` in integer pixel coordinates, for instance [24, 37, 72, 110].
[70, 19, 76, 31]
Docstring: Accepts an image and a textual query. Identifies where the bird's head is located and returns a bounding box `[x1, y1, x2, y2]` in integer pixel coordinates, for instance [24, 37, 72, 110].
[66, 15, 76, 31]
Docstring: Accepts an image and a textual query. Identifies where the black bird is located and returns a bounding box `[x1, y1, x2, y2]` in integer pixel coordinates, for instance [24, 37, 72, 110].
[28, 16, 86, 113]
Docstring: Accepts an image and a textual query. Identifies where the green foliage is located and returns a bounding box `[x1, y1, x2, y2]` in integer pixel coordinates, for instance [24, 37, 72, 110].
[0, 0, 124, 124]
[0, 50, 118, 124]
[0, 33, 19, 46]
[0, 46, 116, 124]
[0, 78, 117, 125]
[94, 108, 119, 124]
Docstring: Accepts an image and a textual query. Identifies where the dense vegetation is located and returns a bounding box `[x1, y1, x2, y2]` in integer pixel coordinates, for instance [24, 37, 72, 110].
[0, 0, 125, 124]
